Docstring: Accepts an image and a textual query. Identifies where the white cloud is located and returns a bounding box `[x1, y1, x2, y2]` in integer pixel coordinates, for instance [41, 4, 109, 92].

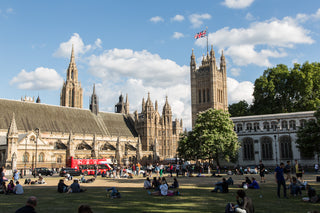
[222, 0, 254, 9]
[150, 16, 164, 23]
[172, 14, 184, 22]
[195, 15, 314, 66]
[189, 13, 211, 28]
[227, 77, 254, 104]
[172, 32, 184, 39]
[230, 67, 241, 76]
[53, 33, 92, 58]
[10, 67, 64, 90]
[95, 38, 102, 48]
[245, 12, 254, 21]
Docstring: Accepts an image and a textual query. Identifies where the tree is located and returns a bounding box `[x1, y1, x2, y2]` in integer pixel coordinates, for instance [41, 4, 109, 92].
[296, 108, 320, 163]
[228, 100, 251, 117]
[251, 62, 320, 115]
[177, 109, 239, 166]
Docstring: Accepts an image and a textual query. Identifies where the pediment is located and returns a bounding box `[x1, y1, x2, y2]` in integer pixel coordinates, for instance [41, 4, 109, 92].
[18, 132, 48, 146]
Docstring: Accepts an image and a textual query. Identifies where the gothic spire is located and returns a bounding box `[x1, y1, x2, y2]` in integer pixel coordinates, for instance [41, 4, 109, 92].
[90, 84, 99, 115]
[8, 113, 18, 136]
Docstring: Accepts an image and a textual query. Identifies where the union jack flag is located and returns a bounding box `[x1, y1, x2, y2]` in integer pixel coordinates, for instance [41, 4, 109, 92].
[194, 30, 207, 39]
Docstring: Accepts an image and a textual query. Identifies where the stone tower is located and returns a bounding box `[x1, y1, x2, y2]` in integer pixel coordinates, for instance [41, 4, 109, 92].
[115, 94, 129, 114]
[6, 113, 18, 169]
[89, 84, 99, 115]
[190, 46, 228, 128]
[60, 45, 83, 108]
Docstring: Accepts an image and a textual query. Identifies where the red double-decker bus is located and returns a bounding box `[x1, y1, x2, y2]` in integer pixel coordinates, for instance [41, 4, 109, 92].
[67, 157, 112, 175]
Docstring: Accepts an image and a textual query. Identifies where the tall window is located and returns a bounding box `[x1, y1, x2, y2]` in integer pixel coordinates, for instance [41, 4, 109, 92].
[254, 123, 260, 131]
[261, 137, 273, 160]
[289, 120, 296, 130]
[263, 122, 270, 131]
[57, 156, 62, 163]
[236, 124, 243, 132]
[300, 119, 306, 128]
[279, 136, 292, 159]
[207, 89, 210, 102]
[281, 121, 288, 130]
[203, 89, 206, 102]
[38, 153, 44, 162]
[271, 121, 277, 131]
[199, 90, 201, 103]
[243, 137, 254, 160]
[246, 123, 252, 131]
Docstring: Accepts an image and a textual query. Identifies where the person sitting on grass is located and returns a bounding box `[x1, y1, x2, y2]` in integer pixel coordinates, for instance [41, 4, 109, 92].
[68, 179, 86, 193]
[78, 205, 93, 213]
[235, 190, 254, 213]
[227, 177, 234, 185]
[170, 178, 179, 189]
[0, 182, 6, 194]
[106, 187, 121, 199]
[248, 178, 260, 189]
[58, 179, 69, 193]
[6, 180, 15, 194]
[151, 177, 160, 190]
[15, 196, 37, 213]
[37, 175, 46, 184]
[211, 178, 228, 193]
[240, 177, 252, 189]
[13, 181, 24, 195]
[149, 179, 175, 196]
[144, 177, 152, 189]
[289, 177, 302, 196]
[303, 185, 320, 203]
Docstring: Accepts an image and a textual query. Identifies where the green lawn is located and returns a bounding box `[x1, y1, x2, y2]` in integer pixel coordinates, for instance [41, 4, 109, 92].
[1, 174, 319, 213]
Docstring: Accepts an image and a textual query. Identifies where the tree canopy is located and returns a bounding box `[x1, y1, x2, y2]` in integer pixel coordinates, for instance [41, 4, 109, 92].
[228, 100, 251, 117]
[177, 109, 239, 166]
[296, 108, 320, 163]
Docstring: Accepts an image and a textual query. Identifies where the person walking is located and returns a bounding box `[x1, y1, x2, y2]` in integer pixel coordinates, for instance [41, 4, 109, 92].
[275, 162, 287, 198]
[176, 163, 180, 178]
[295, 160, 303, 182]
[258, 160, 265, 183]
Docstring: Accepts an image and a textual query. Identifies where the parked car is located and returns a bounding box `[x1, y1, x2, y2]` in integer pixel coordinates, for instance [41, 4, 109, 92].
[59, 168, 82, 177]
[32, 167, 53, 176]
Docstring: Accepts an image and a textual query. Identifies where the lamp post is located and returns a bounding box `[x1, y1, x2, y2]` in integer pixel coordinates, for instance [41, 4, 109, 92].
[24, 138, 27, 176]
[274, 135, 278, 166]
[34, 128, 39, 178]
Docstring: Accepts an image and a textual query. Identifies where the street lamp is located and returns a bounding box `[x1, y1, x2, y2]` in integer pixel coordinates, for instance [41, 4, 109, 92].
[34, 128, 39, 178]
[24, 137, 27, 176]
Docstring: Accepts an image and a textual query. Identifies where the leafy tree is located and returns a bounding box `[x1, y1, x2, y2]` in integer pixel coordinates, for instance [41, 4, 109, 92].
[251, 62, 320, 115]
[228, 100, 251, 117]
[296, 108, 320, 163]
[178, 109, 239, 166]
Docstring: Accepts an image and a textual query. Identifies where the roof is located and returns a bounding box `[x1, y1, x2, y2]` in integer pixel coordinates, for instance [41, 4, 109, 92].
[0, 99, 137, 137]
[231, 111, 315, 122]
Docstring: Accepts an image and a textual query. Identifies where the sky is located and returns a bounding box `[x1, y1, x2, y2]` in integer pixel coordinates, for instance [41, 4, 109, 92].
[0, 0, 320, 130]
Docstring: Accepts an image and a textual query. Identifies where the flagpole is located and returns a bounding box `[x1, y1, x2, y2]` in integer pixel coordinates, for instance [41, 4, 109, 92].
[206, 26, 208, 53]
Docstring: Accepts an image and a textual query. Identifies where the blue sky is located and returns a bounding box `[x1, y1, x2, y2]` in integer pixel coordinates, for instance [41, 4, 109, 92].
[1, 0, 320, 129]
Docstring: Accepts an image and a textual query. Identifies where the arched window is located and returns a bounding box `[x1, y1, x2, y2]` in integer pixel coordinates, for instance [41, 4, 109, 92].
[279, 136, 292, 160]
[254, 123, 260, 131]
[203, 89, 206, 102]
[281, 121, 288, 130]
[22, 153, 29, 162]
[236, 124, 243, 132]
[261, 137, 273, 160]
[263, 122, 270, 131]
[271, 121, 277, 131]
[243, 137, 254, 160]
[246, 123, 252, 131]
[300, 119, 306, 128]
[57, 156, 62, 163]
[289, 120, 296, 130]
[38, 153, 44, 162]
[199, 90, 201, 103]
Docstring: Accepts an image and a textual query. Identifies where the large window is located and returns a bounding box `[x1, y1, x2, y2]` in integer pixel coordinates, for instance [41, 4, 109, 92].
[261, 137, 273, 160]
[263, 122, 270, 131]
[281, 121, 288, 130]
[57, 156, 62, 163]
[236, 124, 243, 132]
[243, 137, 254, 160]
[199, 90, 201, 103]
[38, 153, 44, 162]
[289, 120, 296, 130]
[254, 123, 260, 131]
[246, 123, 252, 131]
[271, 121, 277, 131]
[300, 119, 306, 128]
[279, 136, 292, 159]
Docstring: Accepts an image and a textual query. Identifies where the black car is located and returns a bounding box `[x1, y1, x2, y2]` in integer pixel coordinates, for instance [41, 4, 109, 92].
[33, 167, 53, 176]
[59, 168, 82, 177]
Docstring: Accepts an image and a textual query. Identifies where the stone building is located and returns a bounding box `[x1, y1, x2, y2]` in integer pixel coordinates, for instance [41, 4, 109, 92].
[232, 111, 317, 166]
[190, 46, 228, 128]
[0, 47, 183, 171]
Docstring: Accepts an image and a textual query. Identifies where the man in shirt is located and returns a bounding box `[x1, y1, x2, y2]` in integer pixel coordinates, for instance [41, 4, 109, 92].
[295, 160, 303, 182]
[275, 162, 287, 198]
[13, 181, 24, 195]
[258, 160, 265, 183]
[284, 161, 292, 183]
[15, 196, 37, 213]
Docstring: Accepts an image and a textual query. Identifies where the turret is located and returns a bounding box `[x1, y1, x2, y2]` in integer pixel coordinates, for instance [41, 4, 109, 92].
[125, 94, 129, 114]
[220, 50, 226, 72]
[190, 49, 196, 72]
[90, 84, 99, 115]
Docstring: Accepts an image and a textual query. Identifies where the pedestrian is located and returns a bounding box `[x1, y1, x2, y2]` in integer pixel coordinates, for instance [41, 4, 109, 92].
[295, 160, 303, 182]
[258, 160, 265, 183]
[275, 162, 287, 198]
[15, 196, 37, 213]
[315, 163, 319, 173]
[284, 161, 292, 183]
[176, 163, 180, 177]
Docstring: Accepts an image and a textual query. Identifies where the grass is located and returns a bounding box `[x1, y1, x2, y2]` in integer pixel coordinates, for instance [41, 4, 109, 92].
[0, 174, 319, 212]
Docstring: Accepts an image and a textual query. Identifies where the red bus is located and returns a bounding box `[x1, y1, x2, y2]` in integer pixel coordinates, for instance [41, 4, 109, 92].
[67, 157, 112, 175]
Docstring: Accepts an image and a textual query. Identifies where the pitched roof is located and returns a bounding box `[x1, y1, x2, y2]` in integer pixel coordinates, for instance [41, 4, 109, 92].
[0, 99, 137, 137]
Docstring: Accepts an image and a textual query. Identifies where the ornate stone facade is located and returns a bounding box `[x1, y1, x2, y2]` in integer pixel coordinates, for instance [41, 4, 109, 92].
[190, 46, 228, 128]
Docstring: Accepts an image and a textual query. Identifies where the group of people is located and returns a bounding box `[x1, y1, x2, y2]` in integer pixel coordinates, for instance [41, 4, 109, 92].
[0, 180, 24, 195]
[144, 176, 179, 196]
[58, 179, 86, 193]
